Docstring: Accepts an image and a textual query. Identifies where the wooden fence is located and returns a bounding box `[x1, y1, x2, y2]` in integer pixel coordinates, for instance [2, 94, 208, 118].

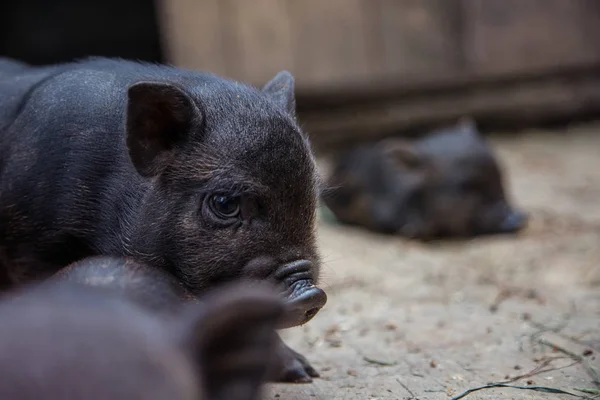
[158, 0, 600, 150]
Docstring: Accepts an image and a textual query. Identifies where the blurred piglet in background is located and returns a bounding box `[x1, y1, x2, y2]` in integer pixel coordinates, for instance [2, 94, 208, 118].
[323, 118, 528, 240]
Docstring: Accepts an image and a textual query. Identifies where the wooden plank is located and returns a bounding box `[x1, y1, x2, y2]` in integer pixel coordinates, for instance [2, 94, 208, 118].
[228, 0, 295, 86]
[156, 0, 228, 76]
[293, 63, 598, 110]
[298, 67, 600, 151]
[373, 0, 463, 78]
[286, 0, 371, 88]
[215, 0, 244, 79]
[462, 0, 600, 75]
[578, 0, 600, 51]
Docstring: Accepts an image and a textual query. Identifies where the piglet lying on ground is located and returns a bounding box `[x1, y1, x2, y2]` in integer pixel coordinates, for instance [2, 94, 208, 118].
[0, 57, 325, 381]
[0, 278, 283, 400]
[323, 119, 527, 239]
[53, 255, 318, 382]
[53, 255, 200, 315]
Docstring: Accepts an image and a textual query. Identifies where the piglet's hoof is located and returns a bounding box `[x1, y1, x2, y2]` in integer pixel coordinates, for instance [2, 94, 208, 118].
[269, 336, 319, 383]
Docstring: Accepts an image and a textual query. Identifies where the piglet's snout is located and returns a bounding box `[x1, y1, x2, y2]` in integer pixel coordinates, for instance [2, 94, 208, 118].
[499, 209, 528, 233]
[274, 260, 327, 329]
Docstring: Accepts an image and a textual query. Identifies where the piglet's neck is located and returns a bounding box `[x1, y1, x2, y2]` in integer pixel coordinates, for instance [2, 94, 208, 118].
[111, 179, 168, 269]
[92, 175, 150, 256]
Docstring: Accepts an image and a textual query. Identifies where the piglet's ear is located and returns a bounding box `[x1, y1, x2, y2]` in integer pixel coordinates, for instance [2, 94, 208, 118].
[126, 82, 200, 177]
[262, 71, 296, 115]
[457, 116, 480, 138]
[380, 139, 423, 170]
[177, 282, 284, 400]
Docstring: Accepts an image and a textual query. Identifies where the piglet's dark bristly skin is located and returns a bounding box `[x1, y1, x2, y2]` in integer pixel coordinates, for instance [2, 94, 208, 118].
[52, 255, 321, 383]
[0, 57, 326, 383]
[0, 279, 284, 400]
[0, 56, 325, 323]
[53, 255, 199, 315]
[323, 118, 528, 240]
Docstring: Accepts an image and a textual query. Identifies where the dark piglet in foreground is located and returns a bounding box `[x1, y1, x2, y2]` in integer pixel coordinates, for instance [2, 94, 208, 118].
[53, 255, 319, 382]
[0, 57, 325, 381]
[0, 279, 283, 400]
[0, 58, 29, 77]
[53, 255, 200, 315]
[323, 119, 527, 239]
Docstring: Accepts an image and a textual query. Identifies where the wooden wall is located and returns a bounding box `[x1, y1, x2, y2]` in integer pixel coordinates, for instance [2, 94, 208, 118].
[157, 0, 600, 150]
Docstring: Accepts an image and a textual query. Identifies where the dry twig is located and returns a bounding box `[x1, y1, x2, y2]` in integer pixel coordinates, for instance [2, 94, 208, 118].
[362, 355, 398, 366]
[537, 338, 600, 387]
[450, 384, 595, 400]
[499, 356, 579, 384]
[396, 379, 417, 399]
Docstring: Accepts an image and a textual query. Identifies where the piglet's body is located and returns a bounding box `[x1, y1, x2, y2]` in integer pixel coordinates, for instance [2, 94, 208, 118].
[53, 255, 320, 383]
[324, 119, 527, 239]
[53, 255, 199, 315]
[0, 57, 326, 381]
[0, 279, 283, 400]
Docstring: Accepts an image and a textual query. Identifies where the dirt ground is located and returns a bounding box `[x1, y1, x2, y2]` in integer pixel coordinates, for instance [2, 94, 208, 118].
[268, 123, 600, 399]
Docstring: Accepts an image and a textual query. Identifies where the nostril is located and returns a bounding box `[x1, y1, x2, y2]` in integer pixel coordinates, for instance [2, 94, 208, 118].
[305, 307, 319, 320]
[279, 286, 327, 328]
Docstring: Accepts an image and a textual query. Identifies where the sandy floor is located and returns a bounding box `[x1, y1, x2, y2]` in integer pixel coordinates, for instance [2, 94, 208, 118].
[267, 123, 600, 399]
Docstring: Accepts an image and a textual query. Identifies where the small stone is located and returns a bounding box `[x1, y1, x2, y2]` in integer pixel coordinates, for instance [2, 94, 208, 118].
[430, 360, 437, 368]
[525, 289, 538, 299]
[385, 322, 397, 331]
[324, 324, 342, 347]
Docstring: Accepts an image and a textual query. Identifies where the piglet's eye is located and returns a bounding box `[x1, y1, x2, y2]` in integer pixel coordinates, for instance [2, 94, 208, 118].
[209, 195, 241, 219]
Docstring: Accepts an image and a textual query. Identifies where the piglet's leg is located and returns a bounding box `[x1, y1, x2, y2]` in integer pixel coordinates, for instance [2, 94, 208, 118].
[267, 334, 319, 383]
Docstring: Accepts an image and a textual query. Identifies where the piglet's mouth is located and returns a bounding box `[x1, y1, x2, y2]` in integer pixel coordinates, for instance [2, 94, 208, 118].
[274, 260, 327, 329]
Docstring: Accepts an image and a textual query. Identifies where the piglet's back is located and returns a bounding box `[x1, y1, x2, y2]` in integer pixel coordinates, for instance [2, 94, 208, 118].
[0, 279, 283, 400]
[0, 282, 200, 400]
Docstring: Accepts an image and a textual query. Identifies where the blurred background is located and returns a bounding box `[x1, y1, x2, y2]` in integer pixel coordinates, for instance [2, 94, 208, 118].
[3, 0, 600, 153]
[2, 2, 599, 399]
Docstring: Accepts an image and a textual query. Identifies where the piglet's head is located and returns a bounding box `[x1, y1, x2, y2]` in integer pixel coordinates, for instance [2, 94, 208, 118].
[124, 71, 325, 328]
[324, 118, 527, 239]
